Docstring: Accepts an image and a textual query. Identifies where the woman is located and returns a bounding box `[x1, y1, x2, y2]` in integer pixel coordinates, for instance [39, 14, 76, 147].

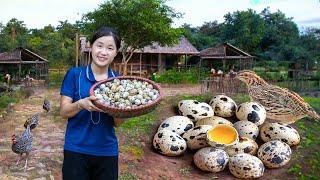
[60, 26, 125, 179]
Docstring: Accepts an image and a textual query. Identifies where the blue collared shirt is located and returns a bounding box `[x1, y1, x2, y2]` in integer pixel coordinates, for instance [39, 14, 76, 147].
[60, 65, 120, 156]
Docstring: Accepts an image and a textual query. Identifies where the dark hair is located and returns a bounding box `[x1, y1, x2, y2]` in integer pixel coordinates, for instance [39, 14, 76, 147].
[90, 26, 121, 50]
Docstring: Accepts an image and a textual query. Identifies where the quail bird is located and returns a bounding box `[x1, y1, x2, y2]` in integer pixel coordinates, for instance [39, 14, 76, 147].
[43, 99, 50, 115]
[236, 70, 320, 124]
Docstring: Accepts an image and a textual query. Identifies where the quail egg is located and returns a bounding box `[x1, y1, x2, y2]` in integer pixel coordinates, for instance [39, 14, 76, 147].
[194, 147, 229, 172]
[181, 125, 212, 151]
[209, 95, 237, 118]
[236, 102, 266, 126]
[178, 100, 214, 121]
[229, 153, 265, 179]
[153, 129, 187, 156]
[260, 122, 300, 146]
[224, 137, 259, 156]
[257, 140, 291, 168]
[207, 124, 239, 149]
[195, 116, 233, 127]
[233, 120, 259, 140]
[157, 116, 194, 136]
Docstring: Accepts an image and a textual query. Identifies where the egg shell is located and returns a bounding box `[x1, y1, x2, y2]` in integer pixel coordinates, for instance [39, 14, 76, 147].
[257, 140, 291, 168]
[157, 116, 194, 136]
[233, 120, 259, 140]
[178, 100, 214, 121]
[153, 129, 187, 156]
[194, 147, 229, 172]
[181, 125, 212, 151]
[206, 124, 239, 149]
[229, 153, 265, 179]
[236, 102, 266, 126]
[209, 95, 237, 117]
[195, 116, 233, 127]
[224, 137, 259, 156]
[260, 122, 300, 146]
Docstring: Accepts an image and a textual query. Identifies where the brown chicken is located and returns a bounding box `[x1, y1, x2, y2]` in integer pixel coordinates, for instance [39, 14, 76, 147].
[236, 70, 320, 124]
[11, 125, 33, 171]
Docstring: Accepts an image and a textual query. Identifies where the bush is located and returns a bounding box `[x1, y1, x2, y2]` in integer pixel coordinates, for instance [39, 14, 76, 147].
[155, 66, 208, 84]
[0, 89, 33, 111]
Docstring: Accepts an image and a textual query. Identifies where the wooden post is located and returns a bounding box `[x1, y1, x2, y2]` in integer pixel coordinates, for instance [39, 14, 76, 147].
[75, 33, 79, 67]
[139, 53, 142, 77]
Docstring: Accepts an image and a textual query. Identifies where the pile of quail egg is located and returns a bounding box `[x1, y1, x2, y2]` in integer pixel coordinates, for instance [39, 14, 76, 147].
[93, 78, 160, 109]
[152, 94, 301, 178]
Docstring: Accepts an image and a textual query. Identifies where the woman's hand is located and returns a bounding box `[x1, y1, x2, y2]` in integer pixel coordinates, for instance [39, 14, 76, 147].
[78, 95, 104, 112]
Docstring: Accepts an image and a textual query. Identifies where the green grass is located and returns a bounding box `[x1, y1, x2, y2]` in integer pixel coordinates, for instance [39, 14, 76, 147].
[0, 89, 33, 111]
[117, 113, 156, 145]
[287, 97, 320, 179]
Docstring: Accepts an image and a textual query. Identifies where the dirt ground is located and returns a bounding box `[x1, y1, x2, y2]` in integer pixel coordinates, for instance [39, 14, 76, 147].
[0, 84, 314, 179]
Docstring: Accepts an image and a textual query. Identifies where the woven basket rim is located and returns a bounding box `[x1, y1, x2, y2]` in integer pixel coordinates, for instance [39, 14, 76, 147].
[89, 76, 163, 113]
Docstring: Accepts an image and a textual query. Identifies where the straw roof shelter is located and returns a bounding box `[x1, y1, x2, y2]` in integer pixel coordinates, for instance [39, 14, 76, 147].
[200, 42, 254, 71]
[80, 37, 199, 76]
[0, 47, 49, 83]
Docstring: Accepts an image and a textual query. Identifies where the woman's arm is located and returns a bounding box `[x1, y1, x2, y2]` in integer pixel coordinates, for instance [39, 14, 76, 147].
[60, 95, 129, 125]
[60, 95, 101, 119]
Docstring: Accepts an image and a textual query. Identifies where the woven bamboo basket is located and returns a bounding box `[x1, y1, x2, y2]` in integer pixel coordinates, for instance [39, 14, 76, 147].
[89, 76, 163, 118]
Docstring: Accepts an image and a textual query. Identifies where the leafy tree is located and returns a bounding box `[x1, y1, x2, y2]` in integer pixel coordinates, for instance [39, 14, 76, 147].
[80, 0, 183, 74]
[220, 9, 265, 54]
[0, 18, 30, 51]
[259, 8, 299, 51]
[181, 23, 220, 51]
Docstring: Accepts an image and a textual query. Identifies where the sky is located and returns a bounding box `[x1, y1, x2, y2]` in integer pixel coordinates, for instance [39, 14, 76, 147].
[1, 0, 319, 30]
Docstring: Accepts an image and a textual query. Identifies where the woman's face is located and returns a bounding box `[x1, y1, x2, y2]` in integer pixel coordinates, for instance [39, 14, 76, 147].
[91, 36, 118, 67]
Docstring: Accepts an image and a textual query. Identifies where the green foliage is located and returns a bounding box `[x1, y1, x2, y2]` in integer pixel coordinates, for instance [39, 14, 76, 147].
[221, 9, 265, 52]
[0, 89, 32, 111]
[155, 66, 207, 84]
[49, 69, 67, 86]
[82, 0, 183, 71]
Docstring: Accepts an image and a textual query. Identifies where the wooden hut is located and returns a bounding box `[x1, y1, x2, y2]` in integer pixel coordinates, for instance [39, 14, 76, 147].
[80, 37, 199, 76]
[200, 42, 254, 72]
[199, 43, 254, 94]
[0, 47, 49, 85]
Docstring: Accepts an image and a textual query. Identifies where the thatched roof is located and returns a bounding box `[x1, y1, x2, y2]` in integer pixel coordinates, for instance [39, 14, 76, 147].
[81, 37, 199, 55]
[0, 48, 49, 64]
[135, 37, 199, 55]
[200, 43, 252, 59]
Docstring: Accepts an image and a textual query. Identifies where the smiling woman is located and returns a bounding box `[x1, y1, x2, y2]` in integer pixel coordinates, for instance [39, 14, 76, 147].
[59, 26, 124, 180]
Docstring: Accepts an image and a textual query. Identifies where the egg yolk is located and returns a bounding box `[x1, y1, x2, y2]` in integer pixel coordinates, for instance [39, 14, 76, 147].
[208, 125, 237, 144]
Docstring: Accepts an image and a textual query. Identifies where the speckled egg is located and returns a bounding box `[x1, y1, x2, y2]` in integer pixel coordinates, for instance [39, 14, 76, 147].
[194, 147, 229, 172]
[209, 95, 237, 118]
[195, 116, 233, 127]
[181, 125, 212, 151]
[257, 140, 291, 168]
[260, 122, 300, 146]
[233, 120, 259, 140]
[153, 129, 187, 156]
[236, 102, 266, 126]
[229, 153, 265, 179]
[178, 100, 214, 121]
[157, 116, 194, 136]
[224, 137, 259, 156]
